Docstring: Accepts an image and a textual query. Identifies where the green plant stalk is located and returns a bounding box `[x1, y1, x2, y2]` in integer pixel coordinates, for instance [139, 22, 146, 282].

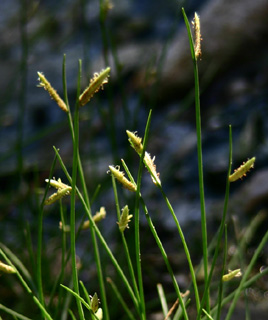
[69, 59, 85, 319]
[0, 249, 53, 320]
[61, 284, 99, 320]
[0, 304, 32, 320]
[69, 309, 77, 320]
[36, 153, 58, 309]
[50, 201, 67, 318]
[225, 228, 268, 320]
[53, 147, 139, 313]
[111, 174, 140, 303]
[196, 126, 232, 320]
[107, 277, 136, 320]
[182, 7, 209, 312]
[157, 284, 170, 320]
[216, 225, 228, 320]
[133, 110, 154, 320]
[141, 161, 200, 312]
[79, 281, 91, 306]
[62, 55, 109, 320]
[140, 197, 189, 320]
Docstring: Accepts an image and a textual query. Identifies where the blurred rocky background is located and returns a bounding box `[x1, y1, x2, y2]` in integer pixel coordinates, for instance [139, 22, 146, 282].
[0, 0, 268, 318]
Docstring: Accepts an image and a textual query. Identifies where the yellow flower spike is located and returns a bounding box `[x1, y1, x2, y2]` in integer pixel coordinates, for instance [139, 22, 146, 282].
[79, 67, 110, 107]
[44, 178, 72, 205]
[222, 269, 242, 282]
[117, 205, 133, 232]
[37, 72, 68, 113]
[126, 130, 143, 155]
[144, 152, 161, 186]
[90, 292, 99, 313]
[191, 12, 202, 60]
[108, 165, 137, 192]
[0, 261, 16, 274]
[45, 178, 71, 190]
[82, 206, 106, 230]
[229, 157, 256, 182]
[44, 187, 72, 205]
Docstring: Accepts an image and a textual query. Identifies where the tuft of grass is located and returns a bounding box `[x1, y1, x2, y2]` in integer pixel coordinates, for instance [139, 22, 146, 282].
[0, 6, 267, 320]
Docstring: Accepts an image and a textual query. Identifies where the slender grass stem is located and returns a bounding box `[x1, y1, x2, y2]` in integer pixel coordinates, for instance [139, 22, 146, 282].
[111, 174, 140, 302]
[139, 197, 189, 320]
[182, 8, 209, 312]
[107, 277, 136, 320]
[62, 55, 109, 320]
[0, 249, 53, 320]
[0, 304, 32, 320]
[216, 225, 227, 320]
[196, 126, 232, 320]
[133, 110, 154, 320]
[225, 228, 268, 320]
[69, 60, 84, 319]
[53, 147, 139, 313]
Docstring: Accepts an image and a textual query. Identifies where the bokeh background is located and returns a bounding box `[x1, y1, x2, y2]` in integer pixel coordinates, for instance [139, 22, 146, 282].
[1, 0, 268, 319]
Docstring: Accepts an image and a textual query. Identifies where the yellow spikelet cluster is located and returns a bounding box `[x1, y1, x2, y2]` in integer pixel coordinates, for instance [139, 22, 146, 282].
[222, 269, 242, 282]
[0, 261, 16, 274]
[192, 12, 202, 60]
[144, 152, 161, 185]
[82, 207, 106, 230]
[79, 67, 110, 107]
[126, 130, 143, 155]
[108, 165, 137, 192]
[117, 205, 133, 232]
[37, 72, 68, 113]
[126, 130, 161, 186]
[229, 157, 255, 182]
[44, 178, 72, 205]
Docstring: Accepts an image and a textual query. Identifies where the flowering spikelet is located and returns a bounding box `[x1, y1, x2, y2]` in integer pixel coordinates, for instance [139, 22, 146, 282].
[79, 67, 110, 107]
[0, 261, 16, 274]
[144, 152, 161, 185]
[229, 157, 255, 182]
[82, 206, 106, 230]
[192, 12, 202, 59]
[117, 205, 133, 232]
[37, 72, 68, 112]
[108, 165, 137, 192]
[90, 292, 99, 313]
[126, 130, 143, 155]
[44, 178, 72, 205]
[222, 269, 242, 282]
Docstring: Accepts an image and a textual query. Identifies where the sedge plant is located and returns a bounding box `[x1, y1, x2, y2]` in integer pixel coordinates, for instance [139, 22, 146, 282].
[1, 7, 267, 320]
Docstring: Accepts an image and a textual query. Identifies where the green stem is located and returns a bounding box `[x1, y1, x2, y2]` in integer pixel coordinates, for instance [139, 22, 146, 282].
[111, 175, 140, 303]
[62, 55, 109, 320]
[53, 147, 139, 313]
[196, 126, 232, 320]
[225, 228, 268, 320]
[0, 249, 53, 320]
[182, 8, 209, 312]
[133, 110, 154, 319]
[140, 197, 189, 320]
[69, 60, 84, 319]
